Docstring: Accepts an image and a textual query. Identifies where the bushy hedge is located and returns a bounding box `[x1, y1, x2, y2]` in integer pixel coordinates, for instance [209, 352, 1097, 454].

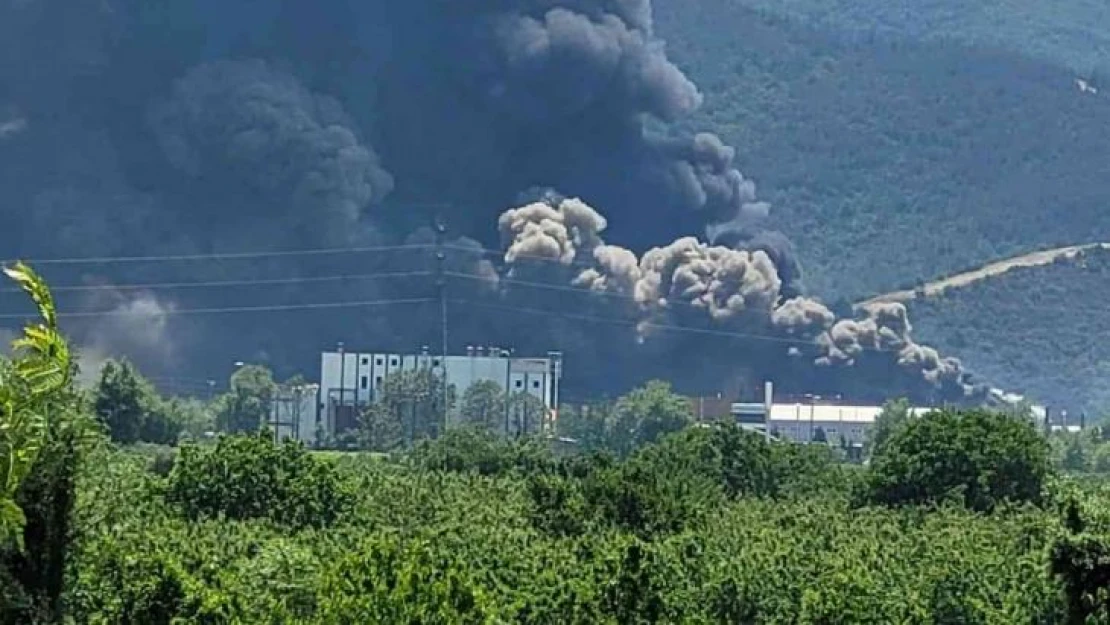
[164, 433, 350, 528]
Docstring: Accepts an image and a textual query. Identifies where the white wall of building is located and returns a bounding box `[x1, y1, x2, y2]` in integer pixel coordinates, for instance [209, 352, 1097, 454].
[318, 350, 559, 440]
[268, 385, 320, 447]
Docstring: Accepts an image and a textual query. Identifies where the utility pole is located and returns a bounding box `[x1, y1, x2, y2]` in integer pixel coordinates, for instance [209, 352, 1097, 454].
[502, 348, 513, 436]
[434, 214, 449, 434]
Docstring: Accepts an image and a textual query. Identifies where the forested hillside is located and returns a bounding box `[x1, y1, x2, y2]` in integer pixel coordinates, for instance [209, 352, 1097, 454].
[735, 0, 1110, 76]
[909, 246, 1110, 417]
[655, 0, 1110, 299]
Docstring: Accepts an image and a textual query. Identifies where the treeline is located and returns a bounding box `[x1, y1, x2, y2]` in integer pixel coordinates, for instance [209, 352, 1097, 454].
[50, 405, 1110, 623]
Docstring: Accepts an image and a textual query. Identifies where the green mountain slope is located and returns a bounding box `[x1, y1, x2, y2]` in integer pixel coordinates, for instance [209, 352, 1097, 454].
[654, 0, 1110, 300]
[907, 246, 1110, 417]
[731, 0, 1110, 77]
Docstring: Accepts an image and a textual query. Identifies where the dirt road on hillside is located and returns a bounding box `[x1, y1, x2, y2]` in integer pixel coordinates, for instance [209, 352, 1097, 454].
[855, 242, 1110, 309]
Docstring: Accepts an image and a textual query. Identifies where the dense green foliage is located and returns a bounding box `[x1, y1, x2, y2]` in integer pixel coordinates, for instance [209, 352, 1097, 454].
[866, 408, 1051, 512]
[165, 433, 350, 528]
[910, 247, 1110, 416]
[93, 359, 186, 445]
[0, 264, 95, 624]
[731, 0, 1110, 75]
[61, 420, 1101, 623]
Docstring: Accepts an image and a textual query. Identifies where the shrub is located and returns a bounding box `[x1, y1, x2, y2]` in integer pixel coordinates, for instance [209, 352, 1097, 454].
[409, 427, 555, 476]
[165, 433, 350, 528]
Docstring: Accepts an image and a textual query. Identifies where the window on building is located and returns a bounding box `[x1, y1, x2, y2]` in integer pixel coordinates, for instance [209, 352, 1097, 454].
[375, 377, 383, 386]
[532, 380, 540, 389]
[360, 376, 368, 390]
[361, 357, 369, 365]
[390, 358, 398, 366]
[433, 359, 441, 367]
[375, 358, 383, 366]
[515, 380, 523, 389]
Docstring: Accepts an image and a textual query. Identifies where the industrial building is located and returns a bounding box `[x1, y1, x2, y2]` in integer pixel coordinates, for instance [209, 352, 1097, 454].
[316, 346, 562, 441]
[720, 382, 1049, 447]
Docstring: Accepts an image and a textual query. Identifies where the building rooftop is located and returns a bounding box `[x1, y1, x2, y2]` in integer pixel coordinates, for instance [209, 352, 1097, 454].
[767, 404, 933, 424]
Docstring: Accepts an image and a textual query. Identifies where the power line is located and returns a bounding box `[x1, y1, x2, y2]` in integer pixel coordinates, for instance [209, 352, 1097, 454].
[4, 243, 434, 266]
[0, 298, 436, 320]
[448, 298, 815, 348]
[0, 271, 434, 294]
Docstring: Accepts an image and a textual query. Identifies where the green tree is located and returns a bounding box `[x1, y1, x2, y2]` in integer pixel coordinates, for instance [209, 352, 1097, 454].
[92, 359, 179, 444]
[610, 381, 693, 455]
[866, 398, 912, 458]
[866, 408, 1051, 512]
[358, 401, 403, 452]
[374, 369, 455, 445]
[556, 402, 612, 451]
[165, 397, 215, 441]
[509, 390, 547, 437]
[1092, 444, 1110, 473]
[1062, 436, 1089, 472]
[458, 380, 505, 432]
[215, 365, 277, 434]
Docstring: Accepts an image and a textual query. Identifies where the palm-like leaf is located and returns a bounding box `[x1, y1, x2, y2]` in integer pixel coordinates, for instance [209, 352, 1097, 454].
[0, 262, 73, 548]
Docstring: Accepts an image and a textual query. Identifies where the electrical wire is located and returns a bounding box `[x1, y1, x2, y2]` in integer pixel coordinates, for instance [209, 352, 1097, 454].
[0, 298, 436, 320]
[3, 243, 433, 266]
[0, 271, 434, 294]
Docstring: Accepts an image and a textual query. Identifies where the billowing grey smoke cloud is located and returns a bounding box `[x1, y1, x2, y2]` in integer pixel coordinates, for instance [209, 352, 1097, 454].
[500, 196, 782, 328]
[498, 197, 608, 267]
[814, 301, 975, 394]
[149, 59, 394, 243]
[772, 297, 835, 337]
[498, 196, 978, 395]
[632, 238, 781, 326]
[70, 288, 176, 387]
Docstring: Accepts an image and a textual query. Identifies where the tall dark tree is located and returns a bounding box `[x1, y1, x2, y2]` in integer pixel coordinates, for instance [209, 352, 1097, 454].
[92, 360, 148, 445]
[611, 381, 693, 455]
[215, 365, 277, 434]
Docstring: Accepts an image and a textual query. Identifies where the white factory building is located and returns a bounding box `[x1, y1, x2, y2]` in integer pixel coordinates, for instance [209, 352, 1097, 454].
[729, 382, 1049, 447]
[317, 347, 562, 440]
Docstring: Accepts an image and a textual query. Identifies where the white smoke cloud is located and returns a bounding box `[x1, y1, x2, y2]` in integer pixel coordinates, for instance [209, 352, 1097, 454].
[498, 196, 979, 396]
[72, 289, 176, 387]
[498, 197, 608, 267]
